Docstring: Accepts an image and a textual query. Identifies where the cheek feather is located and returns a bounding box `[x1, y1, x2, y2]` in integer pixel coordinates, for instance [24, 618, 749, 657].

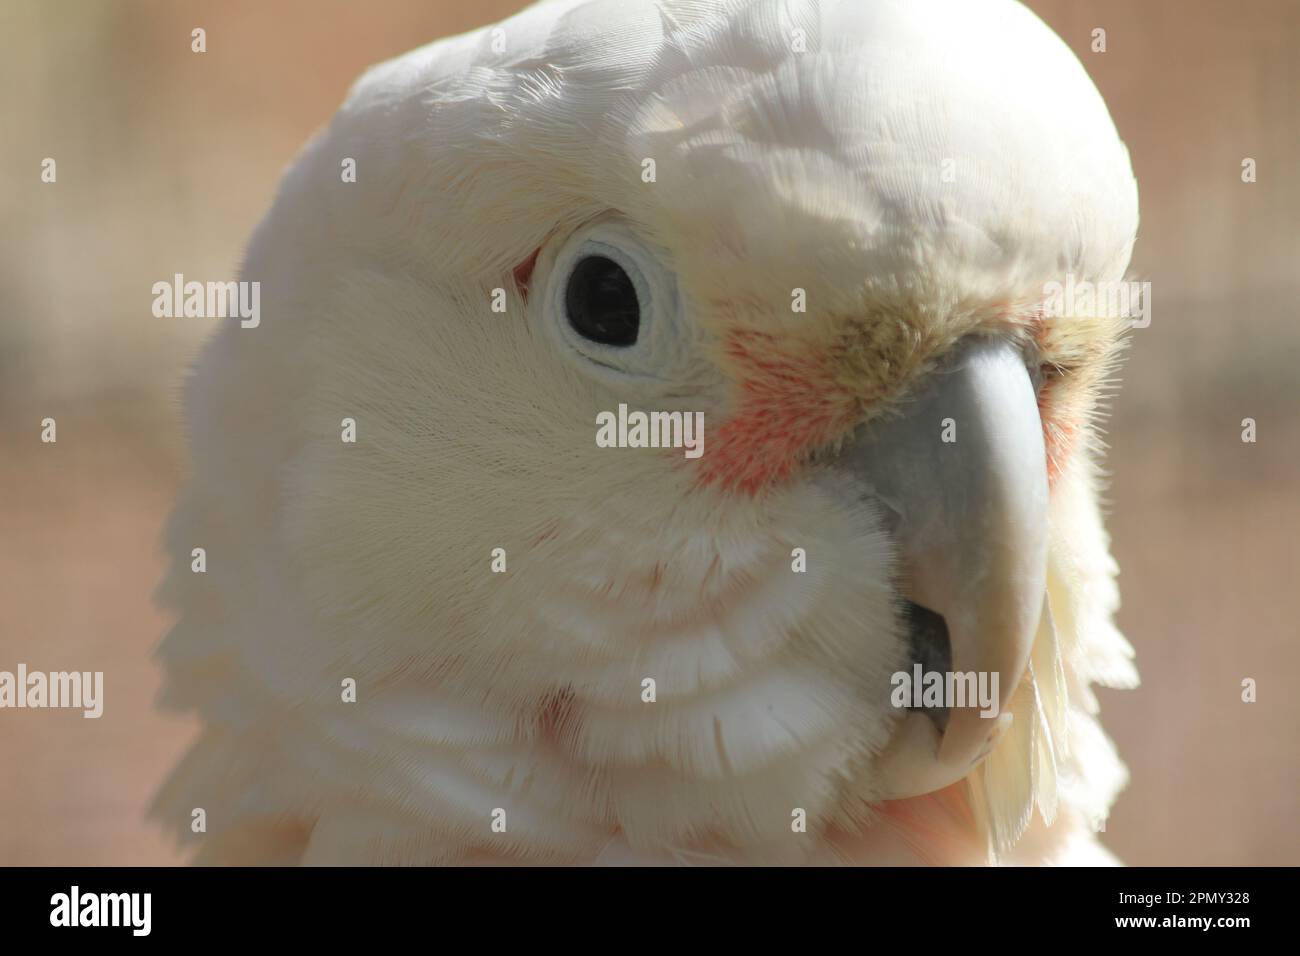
[1037, 380, 1079, 489]
[1027, 309, 1090, 490]
[697, 329, 858, 495]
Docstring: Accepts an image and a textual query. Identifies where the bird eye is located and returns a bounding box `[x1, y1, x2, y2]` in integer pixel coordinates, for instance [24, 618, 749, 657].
[564, 255, 640, 346]
[540, 217, 690, 386]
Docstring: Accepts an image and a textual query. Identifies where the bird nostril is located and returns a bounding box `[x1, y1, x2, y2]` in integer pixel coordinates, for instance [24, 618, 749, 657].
[902, 600, 952, 732]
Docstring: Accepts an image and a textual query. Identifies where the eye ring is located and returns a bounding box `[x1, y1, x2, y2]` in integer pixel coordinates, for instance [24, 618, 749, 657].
[541, 217, 689, 385]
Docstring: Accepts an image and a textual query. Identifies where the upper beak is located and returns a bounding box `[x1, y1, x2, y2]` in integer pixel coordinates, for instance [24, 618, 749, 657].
[837, 337, 1049, 798]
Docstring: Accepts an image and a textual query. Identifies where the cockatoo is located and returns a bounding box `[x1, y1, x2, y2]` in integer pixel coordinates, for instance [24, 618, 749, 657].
[153, 0, 1140, 865]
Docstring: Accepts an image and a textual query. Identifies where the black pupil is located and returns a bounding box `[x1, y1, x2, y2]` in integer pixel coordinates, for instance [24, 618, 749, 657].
[565, 255, 640, 346]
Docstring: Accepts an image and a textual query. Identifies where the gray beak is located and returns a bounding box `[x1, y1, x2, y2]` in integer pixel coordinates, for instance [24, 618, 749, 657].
[838, 337, 1049, 798]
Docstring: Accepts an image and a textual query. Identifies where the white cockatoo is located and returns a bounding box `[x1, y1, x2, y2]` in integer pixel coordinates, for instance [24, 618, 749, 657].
[153, 0, 1140, 865]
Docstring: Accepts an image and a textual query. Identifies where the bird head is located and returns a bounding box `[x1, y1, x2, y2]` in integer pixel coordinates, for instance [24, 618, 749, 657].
[159, 0, 1140, 863]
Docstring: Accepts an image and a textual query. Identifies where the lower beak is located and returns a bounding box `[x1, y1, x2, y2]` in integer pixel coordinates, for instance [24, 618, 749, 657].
[836, 337, 1049, 798]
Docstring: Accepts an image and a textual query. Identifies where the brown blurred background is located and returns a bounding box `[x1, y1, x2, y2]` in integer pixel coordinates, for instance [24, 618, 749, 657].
[0, 0, 1296, 865]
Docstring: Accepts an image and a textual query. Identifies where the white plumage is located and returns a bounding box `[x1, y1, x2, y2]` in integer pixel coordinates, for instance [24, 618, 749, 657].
[154, 0, 1139, 864]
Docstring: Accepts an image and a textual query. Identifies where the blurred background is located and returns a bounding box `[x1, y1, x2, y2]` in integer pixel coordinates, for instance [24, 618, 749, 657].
[0, 0, 1295, 865]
